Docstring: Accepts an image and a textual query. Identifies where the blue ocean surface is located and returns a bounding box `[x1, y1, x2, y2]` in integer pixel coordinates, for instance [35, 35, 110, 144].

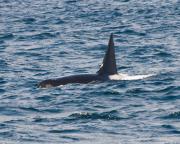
[0, 0, 180, 143]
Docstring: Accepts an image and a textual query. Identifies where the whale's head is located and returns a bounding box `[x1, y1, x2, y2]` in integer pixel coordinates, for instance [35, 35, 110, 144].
[38, 79, 54, 88]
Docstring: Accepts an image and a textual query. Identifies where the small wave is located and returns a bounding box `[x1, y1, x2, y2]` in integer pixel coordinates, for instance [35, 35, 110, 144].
[0, 89, 6, 93]
[67, 110, 123, 121]
[48, 129, 78, 134]
[109, 73, 154, 81]
[19, 106, 61, 113]
[162, 111, 180, 119]
[0, 131, 13, 138]
[0, 59, 8, 67]
[119, 29, 146, 36]
[155, 51, 173, 57]
[0, 33, 14, 40]
[0, 40, 4, 44]
[161, 124, 180, 134]
[22, 17, 36, 24]
[19, 106, 41, 113]
[32, 32, 58, 40]
[0, 77, 6, 85]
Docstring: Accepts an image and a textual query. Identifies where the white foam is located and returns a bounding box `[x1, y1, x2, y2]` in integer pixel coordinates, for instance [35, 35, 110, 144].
[109, 73, 154, 81]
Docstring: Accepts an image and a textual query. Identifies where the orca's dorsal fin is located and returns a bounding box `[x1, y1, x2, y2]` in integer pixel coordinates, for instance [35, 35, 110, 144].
[97, 33, 118, 75]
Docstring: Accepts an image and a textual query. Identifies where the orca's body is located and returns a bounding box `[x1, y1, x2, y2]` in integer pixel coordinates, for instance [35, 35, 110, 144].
[38, 34, 117, 88]
[39, 74, 106, 88]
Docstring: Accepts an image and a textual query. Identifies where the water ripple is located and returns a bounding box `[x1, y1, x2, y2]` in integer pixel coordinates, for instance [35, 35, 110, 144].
[0, 0, 179, 143]
[163, 111, 180, 120]
[67, 110, 129, 121]
[0, 33, 14, 40]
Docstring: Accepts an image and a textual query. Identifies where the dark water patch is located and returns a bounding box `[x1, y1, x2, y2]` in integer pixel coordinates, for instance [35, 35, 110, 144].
[102, 90, 121, 96]
[16, 36, 26, 41]
[118, 29, 146, 36]
[1, 95, 17, 100]
[14, 51, 42, 57]
[73, 69, 88, 73]
[17, 136, 47, 143]
[37, 16, 65, 25]
[0, 33, 14, 40]
[67, 110, 127, 121]
[155, 51, 173, 58]
[88, 87, 125, 97]
[155, 72, 175, 82]
[165, 83, 179, 93]
[31, 32, 59, 40]
[90, 44, 107, 56]
[0, 77, 6, 85]
[118, 66, 131, 70]
[149, 85, 179, 101]
[162, 111, 180, 119]
[49, 129, 78, 134]
[0, 89, 6, 93]
[168, 130, 180, 134]
[155, 85, 177, 93]
[162, 124, 174, 129]
[0, 123, 9, 131]
[26, 47, 45, 51]
[0, 107, 22, 116]
[22, 17, 36, 24]
[0, 40, 4, 44]
[25, 79, 41, 89]
[131, 46, 153, 56]
[126, 88, 150, 96]
[93, 105, 109, 109]
[4, 119, 25, 125]
[52, 18, 65, 24]
[56, 98, 87, 107]
[33, 55, 53, 61]
[152, 95, 180, 101]
[150, 80, 171, 86]
[42, 108, 62, 113]
[0, 131, 14, 138]
[116, 0, 130, 2]
[35, 95, 53, 102]
[19, 106, 41, 113]
[65, 0, 77, 4]
[23, 67, 45, 72]
[33, 117, 49, 123]
[53, 6, 63, 10]
[35, 71, 52, 77]
[60, 136, 80, 142]
[0, 59, 8, 68]
[33, 118, 45, 123]
[20, 105, 61, 114]
[16, 34, 39, 41]
[115, 80, 129, 89]
[33, 117, 59, 123]
[59, 51, 69, 56]
[162, 125, 180, 134]
[111, 11, 123, 17]
[134, 45, 173, 61]
[137, 8, 155, 15]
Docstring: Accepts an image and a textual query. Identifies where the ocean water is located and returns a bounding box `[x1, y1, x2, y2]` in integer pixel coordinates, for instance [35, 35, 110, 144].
[0, 0, 180, 143]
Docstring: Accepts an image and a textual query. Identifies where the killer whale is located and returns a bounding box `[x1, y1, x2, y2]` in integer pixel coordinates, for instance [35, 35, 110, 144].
[38, 34, 117, 88]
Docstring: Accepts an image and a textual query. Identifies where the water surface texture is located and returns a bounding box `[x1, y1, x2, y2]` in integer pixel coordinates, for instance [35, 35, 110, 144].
[0, 0, 180, 143]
